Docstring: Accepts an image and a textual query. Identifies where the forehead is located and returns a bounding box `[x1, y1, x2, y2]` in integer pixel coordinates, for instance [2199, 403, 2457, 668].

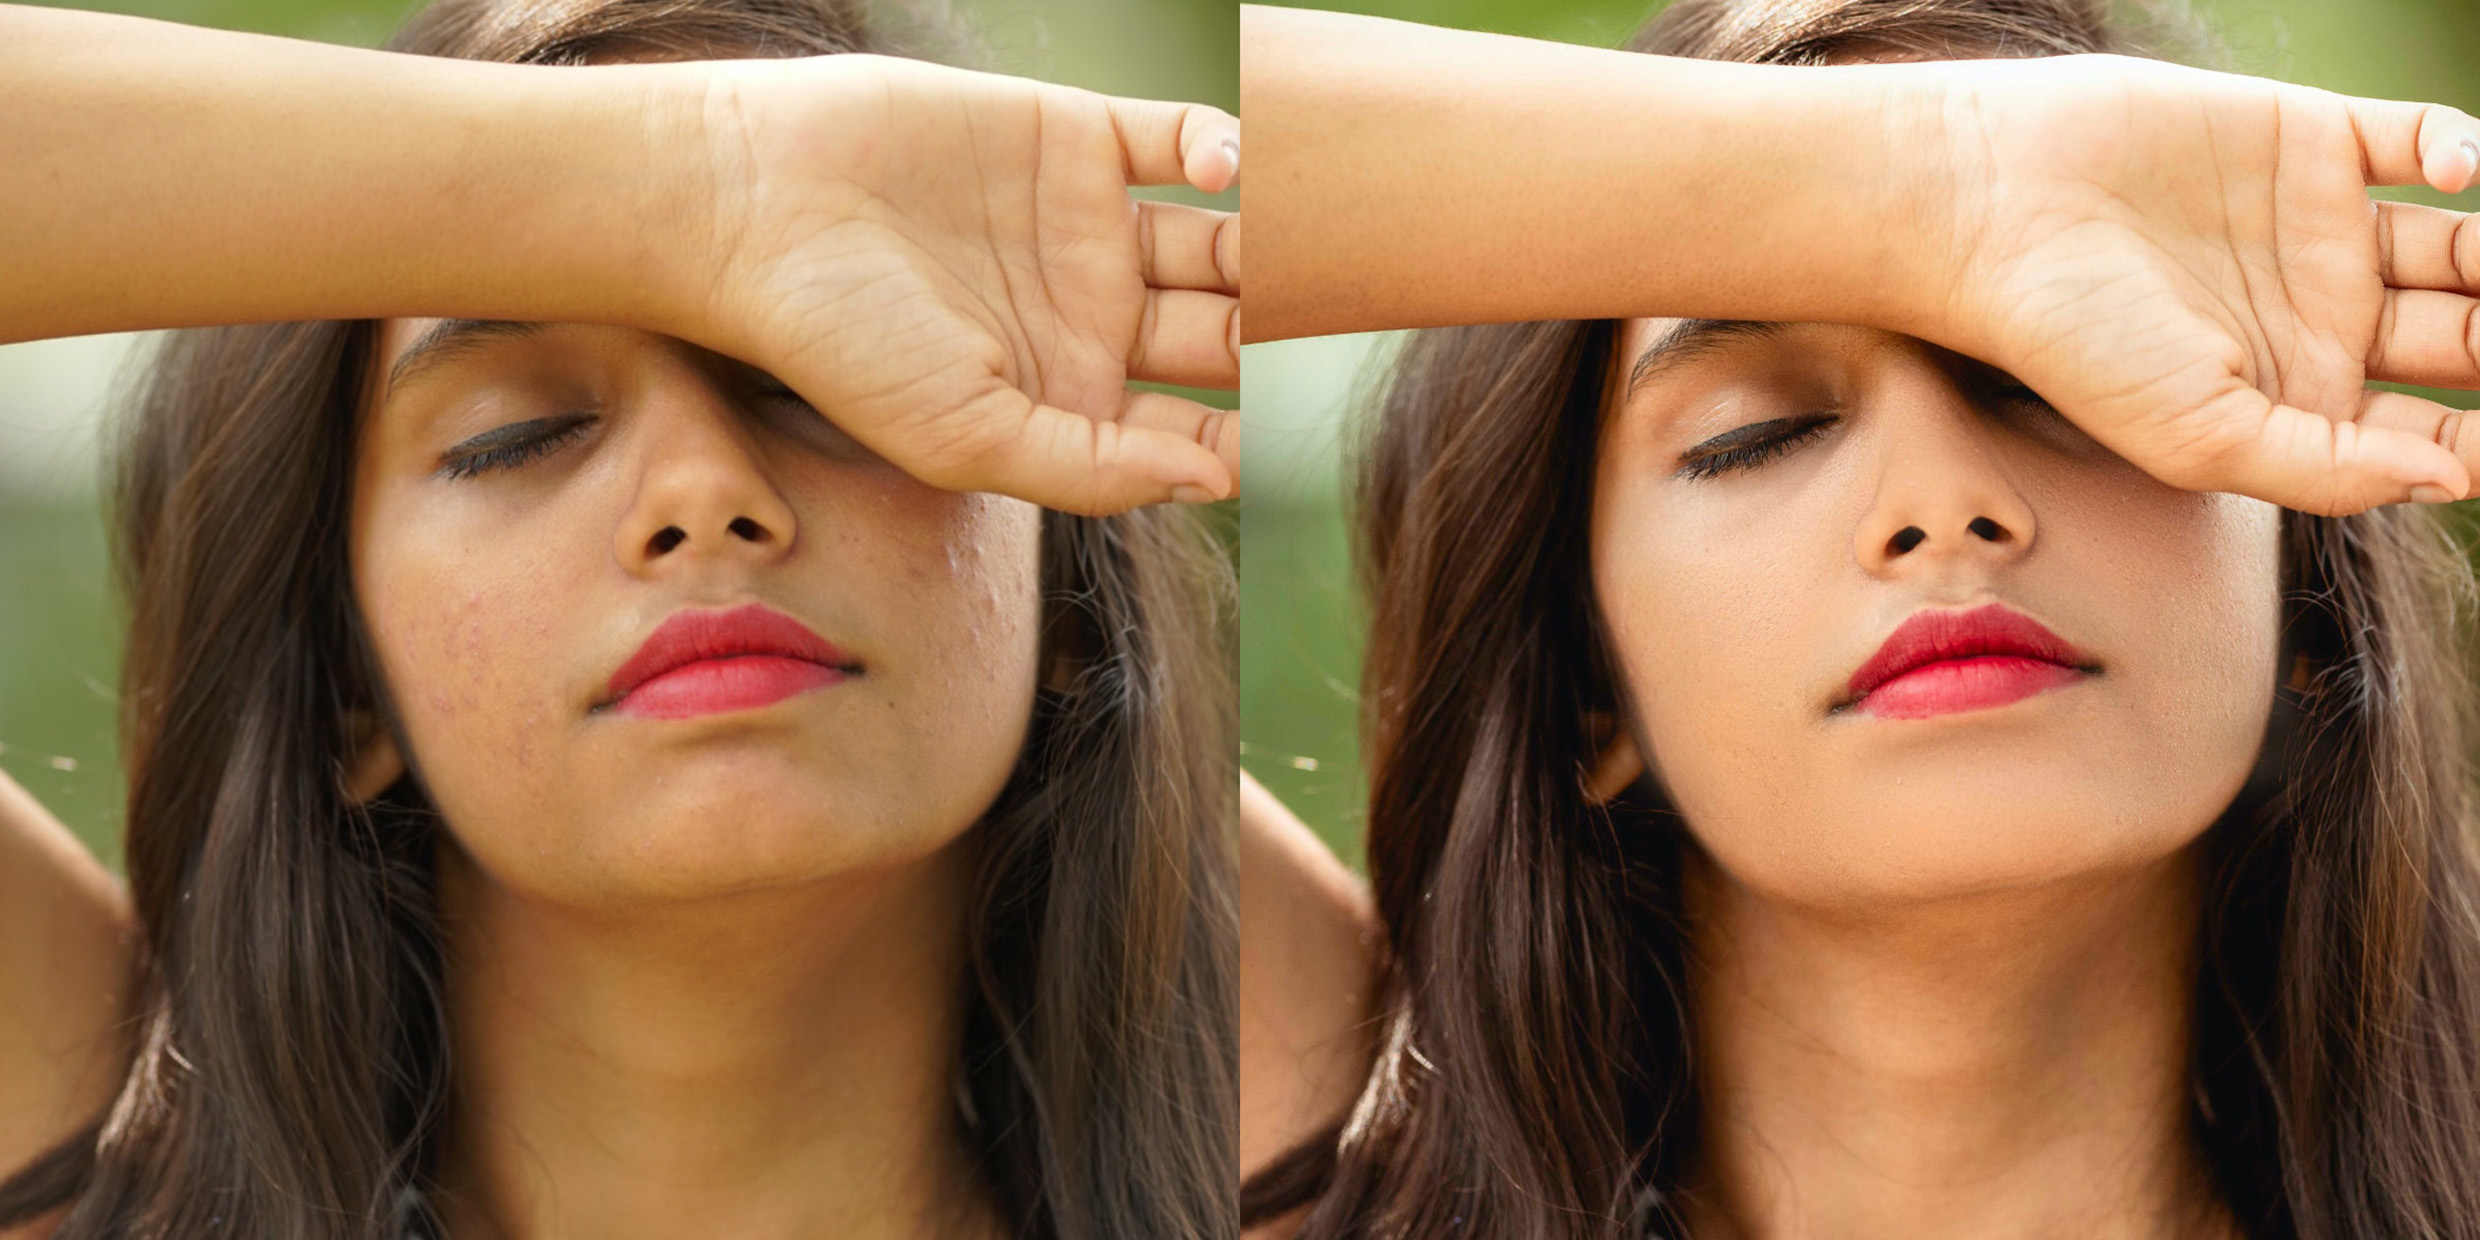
[366, 317, 541, 414]
[1614, 318, 1842, 398]
[366, 318, 732, 413]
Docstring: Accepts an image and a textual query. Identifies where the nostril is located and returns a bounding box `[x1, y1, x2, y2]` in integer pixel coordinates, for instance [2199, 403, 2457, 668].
[1890, 526, 1927, 554]
[1968, 516, 2008, 542]
[728, 516, 768, 543]
[648, 527, 686, 555]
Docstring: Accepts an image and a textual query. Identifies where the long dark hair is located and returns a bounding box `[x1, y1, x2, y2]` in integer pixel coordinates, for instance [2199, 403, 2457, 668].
[1241, 1, 2480, 1237]
[0, 2, 1235, 1237]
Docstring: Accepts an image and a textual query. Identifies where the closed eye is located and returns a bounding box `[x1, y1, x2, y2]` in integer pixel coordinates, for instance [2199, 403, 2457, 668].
[436, 413, 597, 480]
[1675, 414, 1838, 480]
[752, 374, 878, 463]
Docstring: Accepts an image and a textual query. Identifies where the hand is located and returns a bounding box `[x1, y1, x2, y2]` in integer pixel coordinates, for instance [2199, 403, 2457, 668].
[1923, 55, 2480, 516]
[676, 54, 1240, 515]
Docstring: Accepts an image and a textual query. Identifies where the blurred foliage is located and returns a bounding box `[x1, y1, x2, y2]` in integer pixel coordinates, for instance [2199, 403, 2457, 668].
[1240, 0, 2480, 868]
[0, 0, 1234, 866]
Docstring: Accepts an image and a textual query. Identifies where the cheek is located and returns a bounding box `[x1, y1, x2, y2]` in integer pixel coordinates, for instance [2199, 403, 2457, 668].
[352, 492, 592, 827]
[1593, 483, 1823, 852]
[349, 465, 1045, 903]
[865, 490, 1045, 777]
[1592, 468, 2284, 906]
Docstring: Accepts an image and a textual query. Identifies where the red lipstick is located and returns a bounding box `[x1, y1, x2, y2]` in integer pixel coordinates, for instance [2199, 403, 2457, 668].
[603, 603, 858, 720]
[1839, 603, 2097, 720]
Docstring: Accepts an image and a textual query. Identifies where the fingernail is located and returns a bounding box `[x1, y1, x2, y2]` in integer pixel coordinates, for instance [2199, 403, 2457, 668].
[2411, 482, 2460, 504]
[1171, 483, 1221, 504]
[2461, 139, 2480, 189]
[1219, 136, 1241, 183]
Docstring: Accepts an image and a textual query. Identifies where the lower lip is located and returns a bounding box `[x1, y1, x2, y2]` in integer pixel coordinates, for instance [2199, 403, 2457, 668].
[1849, 656, 2087, 720]
[610, 656, 848, 720]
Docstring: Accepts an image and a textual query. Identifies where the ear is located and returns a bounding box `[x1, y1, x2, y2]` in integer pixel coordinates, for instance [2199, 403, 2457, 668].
[1583, 711, 1647, 806]
[341, 710, 406, 805]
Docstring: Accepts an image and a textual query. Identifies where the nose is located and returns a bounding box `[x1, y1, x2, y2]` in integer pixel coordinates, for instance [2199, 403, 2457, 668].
[614, 381, 800, 576]
[1852, 370, 2039, 582]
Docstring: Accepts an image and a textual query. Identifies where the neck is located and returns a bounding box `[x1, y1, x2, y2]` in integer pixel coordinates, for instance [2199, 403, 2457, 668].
[429, 838, 998, 1240]
[1682, 848, 2231, 1240]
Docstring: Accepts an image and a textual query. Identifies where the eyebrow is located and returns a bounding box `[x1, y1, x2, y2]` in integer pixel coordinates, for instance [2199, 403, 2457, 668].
[1624, 319, 1793, 396]
[385, 319, 550, 397]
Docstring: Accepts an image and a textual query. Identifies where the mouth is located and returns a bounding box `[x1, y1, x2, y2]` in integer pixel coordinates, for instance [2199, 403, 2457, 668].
[1834, 602, 2099, 721]
[599, 603, 862, 721]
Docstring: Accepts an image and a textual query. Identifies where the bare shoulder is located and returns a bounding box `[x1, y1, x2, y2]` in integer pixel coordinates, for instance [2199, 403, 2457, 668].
[0, 768, 136, 1189]
[1238, 769, 1381, 1202]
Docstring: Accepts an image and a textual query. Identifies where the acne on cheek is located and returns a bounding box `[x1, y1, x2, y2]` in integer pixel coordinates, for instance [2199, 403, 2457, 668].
[372, 574, 559, 742]
[913, 492, 1043, 679]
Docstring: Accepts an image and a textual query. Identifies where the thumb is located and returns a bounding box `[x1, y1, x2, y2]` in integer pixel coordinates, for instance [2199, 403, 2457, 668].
[943, 389, 1236, 516]
[2343, 94, 2480, 194]
[1106, 95, 1240, 194]
[2183, 387, 2469, 515]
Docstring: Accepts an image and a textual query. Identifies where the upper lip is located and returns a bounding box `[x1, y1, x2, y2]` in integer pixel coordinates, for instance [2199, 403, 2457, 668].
[1839, 602, 2097, 709]
[601, 603, 860, 707]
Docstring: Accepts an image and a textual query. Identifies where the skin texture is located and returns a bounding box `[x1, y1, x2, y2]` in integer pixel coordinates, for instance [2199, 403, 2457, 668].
[351, 317, 1041, 904]
[347, 317, 1040, 1238]
[0, 14, 1233, 1227]
[1591, 318, 2277, 1237]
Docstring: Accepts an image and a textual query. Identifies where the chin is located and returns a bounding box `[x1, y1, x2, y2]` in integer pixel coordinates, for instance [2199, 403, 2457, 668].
[1685, 768, 2236, 912]
[616, 786, 985, 893]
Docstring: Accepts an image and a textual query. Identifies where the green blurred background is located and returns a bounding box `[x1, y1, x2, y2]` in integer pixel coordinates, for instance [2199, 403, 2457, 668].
[1240, 0, 2480, 868]
[0, 0, 1235, 870]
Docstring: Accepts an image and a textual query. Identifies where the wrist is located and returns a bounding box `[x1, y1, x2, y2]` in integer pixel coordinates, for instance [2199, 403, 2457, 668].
[611, 61, 737, 351]
[1784, 60, 1971, 347]
[628, 54, 892, 364]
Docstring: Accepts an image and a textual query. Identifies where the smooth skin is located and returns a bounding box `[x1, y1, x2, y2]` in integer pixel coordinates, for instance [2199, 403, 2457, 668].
[1595, 319, 2272, 1239]
[1243, 4, 2480, 517]
[1237, 6, 2480, 1238]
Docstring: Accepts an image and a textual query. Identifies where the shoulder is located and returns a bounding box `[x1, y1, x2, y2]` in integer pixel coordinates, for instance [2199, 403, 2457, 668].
[0, 769, 136, 1203]
[1238, 771, 1381, 1193]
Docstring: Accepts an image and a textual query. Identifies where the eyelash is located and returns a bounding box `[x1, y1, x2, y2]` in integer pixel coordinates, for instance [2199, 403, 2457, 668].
[437, 416, 597, 481]
[1676, 415, 1838, 480]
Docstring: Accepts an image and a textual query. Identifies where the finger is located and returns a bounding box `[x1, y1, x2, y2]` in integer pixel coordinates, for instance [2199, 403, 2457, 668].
[1106, 97, 1240, 192]
[2200, 388, 2472, 514]
[2377, 202, 2479, 292]
[2345, 96, 2480, 193]
[923, 388, 1235, 516]
[2368, 288, 2480, 389]
[1118, 389, 1240, 491]
[2352, 389, 2480, 501]
[1130, 289, 1240, 388]
[1139, 202, 1239, 293]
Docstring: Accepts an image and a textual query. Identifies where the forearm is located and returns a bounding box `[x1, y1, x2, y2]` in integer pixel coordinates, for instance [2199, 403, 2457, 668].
[1240, 5, 1949, 341]
[0, 4, 702, 343]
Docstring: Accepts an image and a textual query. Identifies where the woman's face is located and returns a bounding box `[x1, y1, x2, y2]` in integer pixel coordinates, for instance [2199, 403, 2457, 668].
[349, 320, 1042, 907]
[1592, 320, 2282, 908]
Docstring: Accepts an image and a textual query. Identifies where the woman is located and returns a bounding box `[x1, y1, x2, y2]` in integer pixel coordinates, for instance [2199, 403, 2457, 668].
[1240, 1, 2480, 1237]
[0, 0, 1236, 1236]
